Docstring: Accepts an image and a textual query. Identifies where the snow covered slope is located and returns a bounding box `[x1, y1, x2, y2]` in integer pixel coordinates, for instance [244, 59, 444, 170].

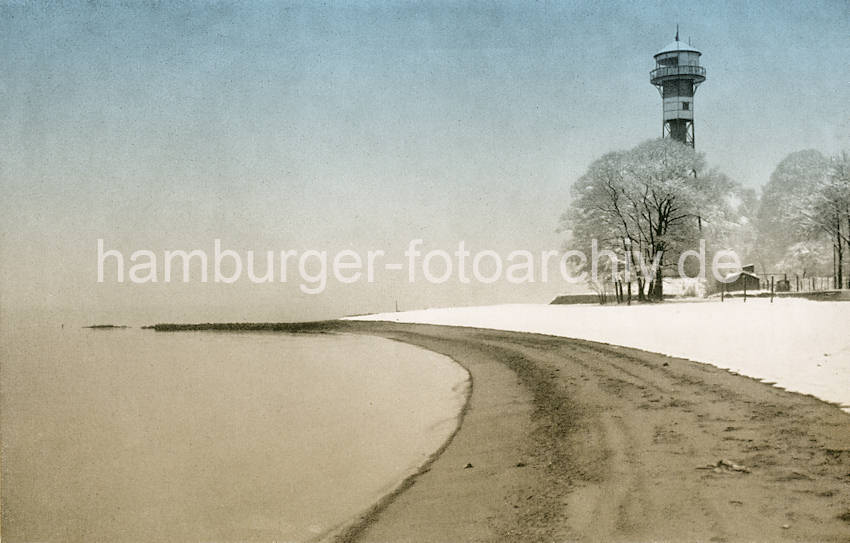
[346, 299, 850, 411]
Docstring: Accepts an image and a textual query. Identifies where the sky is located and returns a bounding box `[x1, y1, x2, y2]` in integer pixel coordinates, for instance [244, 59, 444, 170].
[1, 0, 849, 325]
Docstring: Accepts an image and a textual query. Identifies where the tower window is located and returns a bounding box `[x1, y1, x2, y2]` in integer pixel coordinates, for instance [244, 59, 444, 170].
[682, 102, 690, 110]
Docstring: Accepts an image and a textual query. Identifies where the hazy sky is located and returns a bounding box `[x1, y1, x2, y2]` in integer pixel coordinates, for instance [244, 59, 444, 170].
[2, 1, 848, 325]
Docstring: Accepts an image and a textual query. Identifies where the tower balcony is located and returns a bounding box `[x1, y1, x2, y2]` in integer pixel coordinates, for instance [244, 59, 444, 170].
[650, 64, 706, 85]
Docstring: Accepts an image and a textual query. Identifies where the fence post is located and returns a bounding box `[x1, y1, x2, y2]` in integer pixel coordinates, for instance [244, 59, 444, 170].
[770, 276, 774, 303]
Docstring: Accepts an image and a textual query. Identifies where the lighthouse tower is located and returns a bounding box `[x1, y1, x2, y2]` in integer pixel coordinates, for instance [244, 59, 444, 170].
[650, 29, 706, 147]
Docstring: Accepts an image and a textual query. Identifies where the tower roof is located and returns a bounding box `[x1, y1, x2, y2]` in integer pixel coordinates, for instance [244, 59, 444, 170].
[655, 40, 701, 56]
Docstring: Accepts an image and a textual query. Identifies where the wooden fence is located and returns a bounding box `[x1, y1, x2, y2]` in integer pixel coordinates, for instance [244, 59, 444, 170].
[757, 274, 845, 293]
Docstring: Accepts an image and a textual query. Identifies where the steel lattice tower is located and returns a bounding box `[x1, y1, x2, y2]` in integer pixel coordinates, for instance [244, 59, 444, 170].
[650, 29, 706, 147]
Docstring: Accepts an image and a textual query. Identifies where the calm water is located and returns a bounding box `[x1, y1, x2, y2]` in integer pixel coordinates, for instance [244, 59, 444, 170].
[0, 326, 468, 542]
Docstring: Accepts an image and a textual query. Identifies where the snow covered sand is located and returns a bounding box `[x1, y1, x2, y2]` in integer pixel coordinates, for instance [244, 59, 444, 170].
[347, 299, 850, 410]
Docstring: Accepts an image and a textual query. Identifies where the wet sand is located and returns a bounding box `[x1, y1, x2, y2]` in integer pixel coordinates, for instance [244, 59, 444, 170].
[331, 321, 850, 542]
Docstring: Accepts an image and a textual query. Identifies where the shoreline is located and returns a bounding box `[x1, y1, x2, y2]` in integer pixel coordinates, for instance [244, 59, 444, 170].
[319, 339, 475, 543]
[149, 320, 850, 540]
[327, 321, 850, 542]
[328, 325, 540, 542]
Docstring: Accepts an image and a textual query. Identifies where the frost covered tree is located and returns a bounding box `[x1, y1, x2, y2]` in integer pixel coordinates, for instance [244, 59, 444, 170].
[755, 150, 830, 271]
[560, 150, 638, 298]
[560, 139, 739, 301]
[775, 241, 833, 278]
[758, 150, 850, 287]
[724, 187, 759, 266]
[794, 152, 850, 287]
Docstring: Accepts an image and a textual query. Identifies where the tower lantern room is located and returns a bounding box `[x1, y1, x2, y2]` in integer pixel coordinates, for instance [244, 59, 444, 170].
[650, 29, 706, 147]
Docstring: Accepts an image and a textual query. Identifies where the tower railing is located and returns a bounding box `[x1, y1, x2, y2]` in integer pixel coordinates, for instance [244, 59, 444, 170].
[650, 65, 706, 83]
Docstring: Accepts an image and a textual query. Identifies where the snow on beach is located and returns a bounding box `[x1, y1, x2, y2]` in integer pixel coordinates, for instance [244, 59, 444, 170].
[347, 299, 850, 411]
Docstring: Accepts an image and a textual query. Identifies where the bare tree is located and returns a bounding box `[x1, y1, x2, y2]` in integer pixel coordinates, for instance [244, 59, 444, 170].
[561, 139, 739, 300]
[755, 150, 829, 272]
[807, 152, 850, 288]
[767, 150, 850, 288]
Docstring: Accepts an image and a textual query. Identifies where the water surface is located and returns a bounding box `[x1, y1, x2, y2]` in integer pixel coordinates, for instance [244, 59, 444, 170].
[1, 326, 468, 542]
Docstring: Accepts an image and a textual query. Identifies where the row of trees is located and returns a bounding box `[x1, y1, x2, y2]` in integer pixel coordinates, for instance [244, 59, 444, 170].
[561, 139, 849, 300]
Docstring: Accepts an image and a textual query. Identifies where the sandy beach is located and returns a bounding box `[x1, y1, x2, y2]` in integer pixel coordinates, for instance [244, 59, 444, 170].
[330, 320, 850, 542]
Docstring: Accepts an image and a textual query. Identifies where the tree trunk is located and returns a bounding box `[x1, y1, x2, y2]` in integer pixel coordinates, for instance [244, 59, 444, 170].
[841, 209, 850, 288]
[837, 237, 843, 290]
[833, 242, 838, 289]
[653, 265, 664, 300]
[833, 215, 839, 290]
